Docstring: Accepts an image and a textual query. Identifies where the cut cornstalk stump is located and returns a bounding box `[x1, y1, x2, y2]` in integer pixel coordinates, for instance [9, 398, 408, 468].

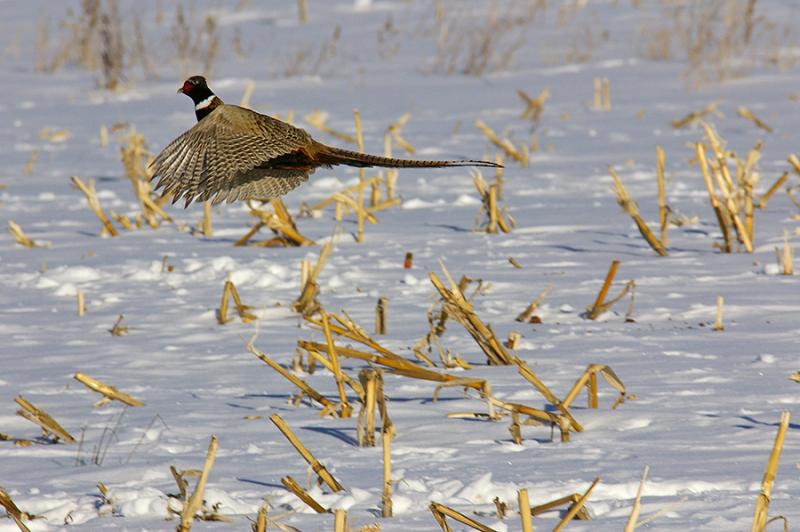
[236, 199, 314, 247]
[751, 411, 791, 532]
[334, 509, 347, 532]
[15, 395, 75, 443]
[712, 295, 724, 331]
[269, 413, 343, 492]
[178, 434, 218, 532]
[518, 488, 533, 532]
[516, 285, 553, 323]
[375, 297, 388, 335]
[515, 358, 583, 432]
[73, 372, 144, 407]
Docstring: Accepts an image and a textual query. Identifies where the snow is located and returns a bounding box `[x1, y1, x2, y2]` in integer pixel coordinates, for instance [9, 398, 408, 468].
[1, 1, 799, 530]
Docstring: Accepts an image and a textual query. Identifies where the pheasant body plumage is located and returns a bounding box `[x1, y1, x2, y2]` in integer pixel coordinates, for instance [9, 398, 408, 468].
[150, 76, 500, 207]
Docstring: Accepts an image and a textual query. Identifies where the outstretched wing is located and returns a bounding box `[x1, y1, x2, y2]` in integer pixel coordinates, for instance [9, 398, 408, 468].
[149, 105, 314, 206]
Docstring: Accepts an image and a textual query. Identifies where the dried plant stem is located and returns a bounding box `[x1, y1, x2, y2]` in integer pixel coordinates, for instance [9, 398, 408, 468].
[656, 146, 668, 246]
[474, 120, 525, 164]
[201, 202, 212, 236]
[712, 295, 724, 331]
[281, 476, 327, 513]
[322, 311, 352, 418]
[430, 502, 497, 532]
[8, 221, 40, 248]
[375, 297, 388, 335]
[178, 435, 218, 532]
[354, 109, 366, 243]
[429, 266, 513, 365]
[777, 230, 794, 275]
[71, 176, 119, 237]
[518, 489, 533, 532]
[218, 280, 256, 324]
[759, 172, 789, 209]
[269, 413, 343, 492]
[737, 106, 773, 133]
[562, 364, 628, 410]
[334, 509, 347, 532]
[297, 0, 308, 23]
[624, 465, 649, 532]
[553, 477, 599, 532]
[15, 395, 75, 443]
[608, 167, 667, 256]
[751, 411, 791, 532]
[0, 487, 33, 532]
[248, 340, 335, 411]
[588, 260, 620, 320]
[74, 372, 144, 407]
[382, 418, 394, 517]
[516, 284, 553, 322]
[77, 289, 86, 317]
[515, 358, 583, 432]
[696, 143, 733, 252]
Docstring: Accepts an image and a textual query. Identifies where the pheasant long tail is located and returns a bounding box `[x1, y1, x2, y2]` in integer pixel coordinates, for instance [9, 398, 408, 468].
[312, 143, 501, 169]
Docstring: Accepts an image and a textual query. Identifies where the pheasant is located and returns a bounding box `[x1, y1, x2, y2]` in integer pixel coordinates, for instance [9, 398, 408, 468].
[150, 76, 500, 207]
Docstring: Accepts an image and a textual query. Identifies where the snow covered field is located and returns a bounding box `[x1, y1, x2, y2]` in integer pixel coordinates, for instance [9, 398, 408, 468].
[1, 1, 799, 530]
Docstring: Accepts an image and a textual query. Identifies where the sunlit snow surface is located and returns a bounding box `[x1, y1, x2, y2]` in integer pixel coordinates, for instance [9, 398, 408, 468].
[1, 1, 798, 530]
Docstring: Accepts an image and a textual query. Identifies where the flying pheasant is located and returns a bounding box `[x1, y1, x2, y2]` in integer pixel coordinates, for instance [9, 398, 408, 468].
[150, 76, 500, 207]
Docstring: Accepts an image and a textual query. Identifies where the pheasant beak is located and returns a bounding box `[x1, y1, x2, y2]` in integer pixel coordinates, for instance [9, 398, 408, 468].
[177, 87, 184, 94]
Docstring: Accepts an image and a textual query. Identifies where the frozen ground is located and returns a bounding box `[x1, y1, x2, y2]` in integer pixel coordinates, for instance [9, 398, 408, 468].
[1, 1, 799, 530]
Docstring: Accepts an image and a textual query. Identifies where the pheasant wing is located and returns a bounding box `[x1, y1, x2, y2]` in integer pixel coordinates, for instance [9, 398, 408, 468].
[150, 105, 313, 206]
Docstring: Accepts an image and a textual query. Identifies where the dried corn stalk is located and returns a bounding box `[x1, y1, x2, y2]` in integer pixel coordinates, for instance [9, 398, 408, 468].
[281, 476, 327, 513]
[304, 110, 356, 143]
[474, 120, 527, 166]
[0, 487, 34, 532]
[671, 102, 721, 129]
[292, 242, 331, 317]
[430, 265, 512, 365]
[236, 199, 314, 247]
[473, 171, 513, 234]
[15, 395, 75, 443]
[562, 364, 629, 410]
[553, 477, 600, 531]
[73, 372, 144, 407]
[178, 435, 218, 532]
[518, 87, 549, 121]
[608, 167, 667, 256]
[269, 413, 343, 492]
[71, 176, 119, 237]
[8, 221, 44, 248]
[430, 501, 497, 532]
[218, 279, 256, 324]
[751, 411, 791, 531]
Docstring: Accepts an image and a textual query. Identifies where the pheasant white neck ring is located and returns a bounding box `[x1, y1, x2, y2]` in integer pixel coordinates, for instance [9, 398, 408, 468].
[195, 95, 216, 111]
